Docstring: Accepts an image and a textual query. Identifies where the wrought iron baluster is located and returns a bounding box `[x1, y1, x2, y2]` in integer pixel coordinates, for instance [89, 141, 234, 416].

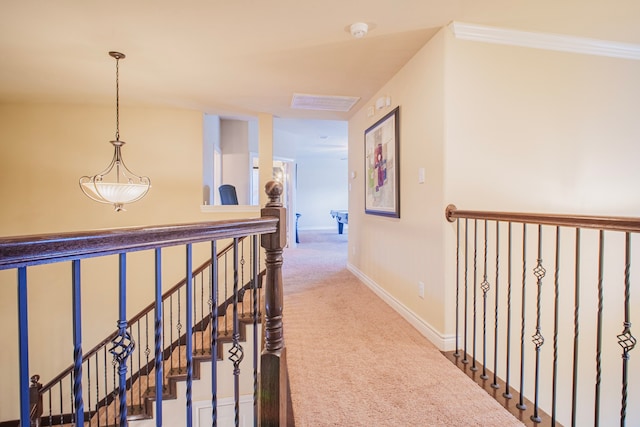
[455, 219, 460, 358]
[530, 224, 546, 423]
[70, 374, 74, 425]
[517, 224, 527, 411]
[112, 361, 116, 426]
[104, 346, 109, 424]
[571, 228, 580, 427]
[211, 240, 219, 427]
[129, 324, 134, 412]
[464, 218, 469, 364]
[185, 243, 194, 427]
[136, 321, 142, 409]
[71, 259, 85, 426]
[224, 252, 230, 336]
[18, 266, 30, 425]
[177, 288, 182, 374]
[618, 232, 636, 426]
[252, 235, 259, 427]
[503, 222, 513, 399]
[229, 238, 245, 427]
[110, 253, 135, 426]
[492, 221, 500, 389]
[87, 358, 92, 422]
[472, 219, 478, 372]
[241, 238, 246, 318]
[481, 220, 490, 379]
[145, 312, 150, 393]
[48, 388, 53, 426]
[594, 231, 604, 427]
[59, 381, 63, 426]
[552, 227, 561, 425]
[201, 271, 205, 354]
[155, 248, 164, 427]
[95, 350, 100, 427]
[170, 295, 174, 374]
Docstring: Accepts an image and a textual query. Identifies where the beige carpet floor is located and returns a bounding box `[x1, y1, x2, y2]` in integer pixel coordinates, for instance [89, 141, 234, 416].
[282, 230, 524, 427]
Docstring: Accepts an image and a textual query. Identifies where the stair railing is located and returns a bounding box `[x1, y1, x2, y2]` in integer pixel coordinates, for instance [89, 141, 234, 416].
[445, 205, 638, 426]
[1, 181, 288, 427]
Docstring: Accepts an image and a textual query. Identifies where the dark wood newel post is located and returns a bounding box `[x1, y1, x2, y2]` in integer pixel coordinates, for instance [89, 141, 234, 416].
[260, 180, 288, 427]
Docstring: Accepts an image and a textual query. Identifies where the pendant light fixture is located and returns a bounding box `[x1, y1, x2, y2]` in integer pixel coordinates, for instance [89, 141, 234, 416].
[80, 51, 150, 212]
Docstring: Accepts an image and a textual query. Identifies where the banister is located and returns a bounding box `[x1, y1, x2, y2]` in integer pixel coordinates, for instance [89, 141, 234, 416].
[445, 204, 640, 233]
[0, 218, 278, 270]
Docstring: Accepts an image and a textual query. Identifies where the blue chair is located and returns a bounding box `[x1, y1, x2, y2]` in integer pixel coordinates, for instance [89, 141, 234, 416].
[219, 184, 238, 205]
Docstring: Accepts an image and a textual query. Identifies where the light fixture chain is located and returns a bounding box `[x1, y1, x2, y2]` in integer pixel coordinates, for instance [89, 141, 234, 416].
[115, 56, 120, 141]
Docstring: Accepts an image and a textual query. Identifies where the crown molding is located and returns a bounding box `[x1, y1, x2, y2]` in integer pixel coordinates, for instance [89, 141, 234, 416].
[449, 21, 640, 61]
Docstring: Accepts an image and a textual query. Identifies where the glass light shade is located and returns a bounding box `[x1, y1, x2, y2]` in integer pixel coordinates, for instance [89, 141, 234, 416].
[81, 182, 149, 204]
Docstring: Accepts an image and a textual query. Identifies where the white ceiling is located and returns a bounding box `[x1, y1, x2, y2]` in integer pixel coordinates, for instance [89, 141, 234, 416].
[1, 1, 639, 150]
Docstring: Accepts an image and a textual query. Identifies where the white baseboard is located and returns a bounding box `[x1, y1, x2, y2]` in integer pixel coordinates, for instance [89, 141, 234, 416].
[347, 263, 456, 352]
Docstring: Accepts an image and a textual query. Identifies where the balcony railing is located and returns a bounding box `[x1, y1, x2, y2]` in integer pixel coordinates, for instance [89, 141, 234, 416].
[445, 205, 638, 426]
[1, 181, 288, 427]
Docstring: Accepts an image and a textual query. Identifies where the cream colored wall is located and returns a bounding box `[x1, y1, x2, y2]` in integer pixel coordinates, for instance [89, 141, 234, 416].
[0, 103, 259, 419]
[348, 29, 448, 335]
[348, 25, 640, 349]
[443, 33, 640, 216]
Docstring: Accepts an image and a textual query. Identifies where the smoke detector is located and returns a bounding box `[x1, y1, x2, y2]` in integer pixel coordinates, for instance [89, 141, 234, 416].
[350, 22, 368, 38]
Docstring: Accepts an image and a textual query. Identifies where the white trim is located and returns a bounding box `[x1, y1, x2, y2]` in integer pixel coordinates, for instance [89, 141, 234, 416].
[449, 21, 640, 61]
[347, 263, 456, 351]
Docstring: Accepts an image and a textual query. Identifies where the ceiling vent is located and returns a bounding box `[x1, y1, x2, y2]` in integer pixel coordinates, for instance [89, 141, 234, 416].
[291, 93, 360, 112]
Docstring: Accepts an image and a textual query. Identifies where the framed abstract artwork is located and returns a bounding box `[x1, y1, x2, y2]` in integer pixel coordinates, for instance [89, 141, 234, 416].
[364, 106, 400, 218]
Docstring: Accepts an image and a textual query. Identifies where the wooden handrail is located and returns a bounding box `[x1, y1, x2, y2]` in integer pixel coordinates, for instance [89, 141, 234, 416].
[445, 204, 640, 233]
[0, 218, 278, 270]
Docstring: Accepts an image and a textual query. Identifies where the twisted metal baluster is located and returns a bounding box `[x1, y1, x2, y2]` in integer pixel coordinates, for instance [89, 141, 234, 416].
[552, 227, 561, 425]
[455, 219, 460, 358]
[472, 219, 478, 372]
[71, 260, 85, 425]
[110, 253, 135, 426]
[481, 220, 490, 379]
[463, 219, 469, 364]
[503, 222, 513, 399]
[530, 225, 546, 423]
[228, 238, 245, 427]
[594, 231, 604, 427]
[492, 221, 500, 389]
[517, 224, 527, 411]
[211, 240, 219, 426]
[618, 233, 636, 426]
[571, 228, 580, 427]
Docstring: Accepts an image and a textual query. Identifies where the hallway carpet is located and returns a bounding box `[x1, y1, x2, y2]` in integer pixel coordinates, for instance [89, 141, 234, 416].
[283, 230, 523, 427]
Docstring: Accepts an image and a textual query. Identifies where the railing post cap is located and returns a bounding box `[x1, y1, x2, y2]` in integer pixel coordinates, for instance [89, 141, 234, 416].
[265, 180, 284, 207]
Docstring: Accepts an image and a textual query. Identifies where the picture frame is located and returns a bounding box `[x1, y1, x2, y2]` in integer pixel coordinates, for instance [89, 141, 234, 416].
[364, 106, 400, 218]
